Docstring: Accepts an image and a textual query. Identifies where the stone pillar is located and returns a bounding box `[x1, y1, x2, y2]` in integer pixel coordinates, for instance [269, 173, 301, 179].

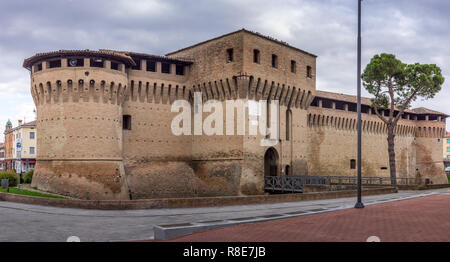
[141, 60, 147, 72]
[318, 99, 322, 108]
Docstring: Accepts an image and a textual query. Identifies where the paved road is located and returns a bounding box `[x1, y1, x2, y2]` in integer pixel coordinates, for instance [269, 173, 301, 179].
[170, 191, 450, 242]
[0, 189, 448, 242]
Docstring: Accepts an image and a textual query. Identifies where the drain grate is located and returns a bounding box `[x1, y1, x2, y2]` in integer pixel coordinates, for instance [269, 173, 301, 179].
[257, 214, 284, 219]
[159, 223, 193, 228]
[285, 211, 307, 215]
[229, 217, 257, 221]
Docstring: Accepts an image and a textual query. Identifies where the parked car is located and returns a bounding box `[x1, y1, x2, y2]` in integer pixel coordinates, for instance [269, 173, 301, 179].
[445, 166, 450, 173]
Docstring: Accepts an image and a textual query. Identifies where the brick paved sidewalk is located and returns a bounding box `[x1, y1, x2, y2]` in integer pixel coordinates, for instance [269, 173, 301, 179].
[169, 194, 450, 242]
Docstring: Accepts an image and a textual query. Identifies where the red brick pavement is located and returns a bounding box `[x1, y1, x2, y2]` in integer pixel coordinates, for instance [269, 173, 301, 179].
[169, 194, 450, 242]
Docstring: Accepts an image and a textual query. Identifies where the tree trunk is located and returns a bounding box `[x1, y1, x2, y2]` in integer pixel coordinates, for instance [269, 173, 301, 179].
[387, 126, 397, 186]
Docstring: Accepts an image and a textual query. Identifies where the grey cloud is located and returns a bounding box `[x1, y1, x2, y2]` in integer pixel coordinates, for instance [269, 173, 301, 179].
[0, 0, 449, 138]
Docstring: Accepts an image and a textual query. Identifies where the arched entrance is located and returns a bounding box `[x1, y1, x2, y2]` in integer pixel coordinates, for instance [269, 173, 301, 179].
[264, 147, 279, 177]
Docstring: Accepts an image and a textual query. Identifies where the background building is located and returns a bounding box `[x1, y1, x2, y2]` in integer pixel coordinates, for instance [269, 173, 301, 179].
[0, 143, 5, 171]
[443, 132, 450, 169]
[4, 120, 37, 173]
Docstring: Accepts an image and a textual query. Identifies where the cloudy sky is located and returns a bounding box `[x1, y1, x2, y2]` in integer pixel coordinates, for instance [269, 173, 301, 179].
[1, 0, 449, 140]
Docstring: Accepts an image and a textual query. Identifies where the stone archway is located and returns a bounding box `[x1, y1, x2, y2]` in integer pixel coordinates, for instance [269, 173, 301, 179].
[264, 147, 279, 177]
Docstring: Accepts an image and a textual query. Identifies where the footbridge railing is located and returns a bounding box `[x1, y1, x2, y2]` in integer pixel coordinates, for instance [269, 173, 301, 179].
[264, 175, 417, 194]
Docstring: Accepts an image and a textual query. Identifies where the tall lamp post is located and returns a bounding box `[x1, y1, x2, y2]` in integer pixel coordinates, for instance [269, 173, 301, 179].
[355, 0, 365, 209]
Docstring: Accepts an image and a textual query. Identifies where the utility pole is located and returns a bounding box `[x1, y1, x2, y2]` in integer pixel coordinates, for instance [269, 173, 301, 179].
[355, 0, 365, 209]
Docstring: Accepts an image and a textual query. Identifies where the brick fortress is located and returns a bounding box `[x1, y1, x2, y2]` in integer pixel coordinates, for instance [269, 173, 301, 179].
[23, 29, 449, 200]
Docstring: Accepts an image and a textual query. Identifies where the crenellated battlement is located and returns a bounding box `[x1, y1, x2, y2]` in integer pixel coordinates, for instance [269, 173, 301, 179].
[31, 79, 128, 106]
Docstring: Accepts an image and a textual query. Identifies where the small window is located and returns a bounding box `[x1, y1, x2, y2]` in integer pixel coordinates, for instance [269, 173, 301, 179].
[286, 109, 291, 141]
[146, 60, 156, 72]
[176, 65, 184, 75]
[68, 58, 84, 67]
[253, 49, 260, 63]
[35, 63, 42, 72]
[285, 165, 290, 176]
[161, 63, 171, 74]
[123, 115, 132, 130]
[132, 59, 141, 70]
[111, 62, 119, 70]
[272, 54, 278, 68]
[447, 147, 450, 153]
[307, 66, 313, 78]
[350, 159, 356, 169]
[291, 60, 296, 73]
[381, 167, 388, 170]
[447, 139, 450, 144]
[90, 58, 104, 68]
[30, 132, 35, 139]
[226, 48, 234, 63]
[29, 147, 35, 154]
[48, 60, 61, 68]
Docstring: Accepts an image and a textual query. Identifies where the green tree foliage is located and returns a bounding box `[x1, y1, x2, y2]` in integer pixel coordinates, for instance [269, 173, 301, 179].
[362, 53, 444, 185]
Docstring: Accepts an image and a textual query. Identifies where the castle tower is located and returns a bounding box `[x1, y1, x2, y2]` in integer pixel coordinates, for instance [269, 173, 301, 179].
[5, 119, 12, 131]
[23, 50, 135, 200]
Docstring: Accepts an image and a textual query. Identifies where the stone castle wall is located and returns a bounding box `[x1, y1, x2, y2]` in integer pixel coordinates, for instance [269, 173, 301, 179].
[24, 30, 448, 200]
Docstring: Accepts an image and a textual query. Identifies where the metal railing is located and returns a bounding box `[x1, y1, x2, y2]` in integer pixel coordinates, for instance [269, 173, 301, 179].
[264, 175, 417, 194]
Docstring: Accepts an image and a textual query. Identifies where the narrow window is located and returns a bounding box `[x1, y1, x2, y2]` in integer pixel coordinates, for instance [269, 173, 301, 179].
[68, 58, 84, 67]
[35, 63, 42, 72]
[29, 147, 35, 154]
[226, 48, 234, 63]
[291, 60, 296, 73]
[161, 63, 171, 74]
[132, 59, 141, 70]
[111, 62, 119, 70]
[350, 159, 356, 169]
[123, 115, 132, 130]
[381, 167, 388, 170]
[176, 65, 184, 75]
[146, 60, 156, 72]
[307, 66, 313, 78]
[272, 54, 278, 68]
[48, 60, 61, 68]
[29, 132, 35, 139]
[286, 109, 291, 141]
[285, 165, 290, 176]
[253, 49, 260, 63]
[90, 58, 104, 68]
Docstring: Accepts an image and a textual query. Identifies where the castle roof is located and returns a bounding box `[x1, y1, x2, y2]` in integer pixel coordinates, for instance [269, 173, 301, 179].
[315, 90, 449, 117]
[166, 28, 318, 58]
[6, 119, 12, 127]
[23, 49, 195, 70]
[104, 50, 194, 65]
[23, 49, 137, 69]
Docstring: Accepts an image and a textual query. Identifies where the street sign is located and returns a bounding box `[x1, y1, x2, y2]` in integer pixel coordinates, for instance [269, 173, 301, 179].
[16, 161, 21, 174]
[16, 138, 22, 152]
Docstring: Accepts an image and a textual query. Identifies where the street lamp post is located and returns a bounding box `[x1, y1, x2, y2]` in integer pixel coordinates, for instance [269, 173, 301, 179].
[355, 0, 365, 209]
